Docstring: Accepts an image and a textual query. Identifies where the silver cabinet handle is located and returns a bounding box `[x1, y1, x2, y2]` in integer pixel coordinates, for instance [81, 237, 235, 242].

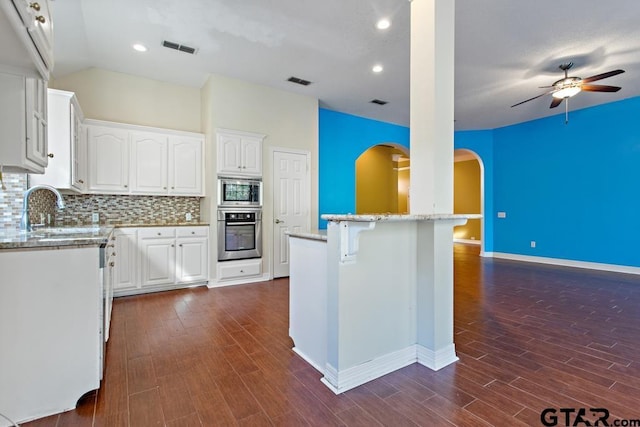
[109, 261, 115, 267]
[179, 244, 183, 247]
[171, 244, 175, 247]
[275, 219, 284, 224]
[48, 153, 54, 158]
[30, 2, 41, 11]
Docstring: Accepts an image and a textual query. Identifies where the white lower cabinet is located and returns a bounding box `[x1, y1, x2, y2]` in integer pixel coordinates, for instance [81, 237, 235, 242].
[139, 228, 176, 287]
[217, 258, 262, 282]
[113, 226, 209, 296]
[176, 226, 209, 283]
[112, 228, 138, 291]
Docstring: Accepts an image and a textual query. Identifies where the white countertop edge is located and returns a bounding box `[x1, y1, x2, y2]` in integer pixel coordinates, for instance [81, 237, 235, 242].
[286, 231, 328, 241]
[321, 213, 482, 222]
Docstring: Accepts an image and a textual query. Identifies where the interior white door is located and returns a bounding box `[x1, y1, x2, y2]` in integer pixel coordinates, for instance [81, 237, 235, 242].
[273, 150, 310, 278]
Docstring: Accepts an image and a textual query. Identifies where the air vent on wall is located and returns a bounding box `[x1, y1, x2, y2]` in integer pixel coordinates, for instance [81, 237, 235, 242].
[162, 40, 198, 55]
[370, 99, 388, 105]
[287, 76, 312, 86]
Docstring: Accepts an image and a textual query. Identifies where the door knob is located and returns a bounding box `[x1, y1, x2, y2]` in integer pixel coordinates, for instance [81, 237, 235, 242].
[275, 219, 285, 224]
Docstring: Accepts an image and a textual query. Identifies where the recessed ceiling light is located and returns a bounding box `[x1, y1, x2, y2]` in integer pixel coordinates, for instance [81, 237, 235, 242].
[376, 18, 391, 30]
[132, 44, 147, 52]
[372, 64, 384, 73]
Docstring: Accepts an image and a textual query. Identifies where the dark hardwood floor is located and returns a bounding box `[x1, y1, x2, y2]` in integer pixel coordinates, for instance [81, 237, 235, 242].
[23, 244, 640, 426]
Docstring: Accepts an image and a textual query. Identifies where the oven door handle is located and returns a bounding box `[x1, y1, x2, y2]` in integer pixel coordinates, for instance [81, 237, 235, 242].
[225, 221, 257, 226]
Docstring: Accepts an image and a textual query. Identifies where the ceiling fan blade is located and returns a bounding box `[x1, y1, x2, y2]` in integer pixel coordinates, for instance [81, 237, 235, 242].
[550, 97, 563, 109]
[510, 90, 555, 108]
[581, 84, 621, 93]
[582, 69, 625, 83]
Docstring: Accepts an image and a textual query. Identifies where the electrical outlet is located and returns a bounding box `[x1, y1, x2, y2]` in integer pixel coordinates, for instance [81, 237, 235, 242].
[497, 211, 506, 218]
[91, 212, 99, 223]
[530, 241, 536, 248]
[185, 212, 192, 221]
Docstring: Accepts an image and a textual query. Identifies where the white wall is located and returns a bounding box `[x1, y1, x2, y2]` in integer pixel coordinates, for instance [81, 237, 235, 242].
[51, 68, 201, 132]
[201, 73, 319, 281]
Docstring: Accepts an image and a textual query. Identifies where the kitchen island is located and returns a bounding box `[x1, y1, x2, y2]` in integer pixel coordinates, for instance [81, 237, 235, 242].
[288, 213, 481, 394]
[0, 227, 113, 426]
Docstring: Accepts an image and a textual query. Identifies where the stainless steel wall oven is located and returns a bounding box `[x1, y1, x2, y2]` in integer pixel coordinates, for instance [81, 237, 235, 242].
[217, 208, 262, 261]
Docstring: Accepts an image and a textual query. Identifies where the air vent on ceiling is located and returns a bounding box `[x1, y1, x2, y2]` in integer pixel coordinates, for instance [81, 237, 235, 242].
[287, 76, 312, 86]
[162, 40, 198, 55]
[370, 99, 388, 105]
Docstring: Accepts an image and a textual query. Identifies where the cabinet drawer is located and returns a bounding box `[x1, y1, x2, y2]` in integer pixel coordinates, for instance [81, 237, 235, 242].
[138, 227, 176, 239]
[176, 226, 208, 238]
[218, 259, 262, 281]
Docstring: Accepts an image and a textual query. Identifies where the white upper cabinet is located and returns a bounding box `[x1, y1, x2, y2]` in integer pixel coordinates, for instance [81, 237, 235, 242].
[0, 0, 53, 77]
[30, 89, 86, 191]
[0, 71, 48, 173]
[216, 128, 264, 177]
[87, 125, 130, 193]
[169, 136, 203, 195]
[130, 131, 168, 194]
[84, 119, 204, 196]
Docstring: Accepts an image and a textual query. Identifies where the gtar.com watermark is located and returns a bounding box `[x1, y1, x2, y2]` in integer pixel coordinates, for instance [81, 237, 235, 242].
[540, 408, 640, 427]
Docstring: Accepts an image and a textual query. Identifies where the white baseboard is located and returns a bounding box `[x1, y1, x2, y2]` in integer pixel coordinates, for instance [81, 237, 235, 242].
[208, 273, 271, 288]
[490, 252, 640, 276]
[321, 345, 434, 395]
[292, 347, 324, 374]
[416, 344, 459, 370]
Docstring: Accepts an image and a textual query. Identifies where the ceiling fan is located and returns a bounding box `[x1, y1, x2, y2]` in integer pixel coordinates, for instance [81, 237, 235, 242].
[511, 62, 625, 123]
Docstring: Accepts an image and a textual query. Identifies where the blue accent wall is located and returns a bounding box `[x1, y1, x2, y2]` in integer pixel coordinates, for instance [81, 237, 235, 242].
[319, 109, 409, 228]
[318, 96, 640, 267]
[492, 97, 640, 267]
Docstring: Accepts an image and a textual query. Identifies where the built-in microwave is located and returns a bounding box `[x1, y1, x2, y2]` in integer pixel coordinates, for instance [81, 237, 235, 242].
[218, 177, 262, 207]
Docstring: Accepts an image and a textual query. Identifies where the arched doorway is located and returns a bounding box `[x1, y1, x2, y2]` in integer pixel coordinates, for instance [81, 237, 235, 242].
[454, 148, 485, 254]
[355, 144, 410, 214]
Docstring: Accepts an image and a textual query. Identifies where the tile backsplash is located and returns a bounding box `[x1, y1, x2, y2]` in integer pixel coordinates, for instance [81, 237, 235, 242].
[0, 173, 202, 229]
[0, 173, 27, 230]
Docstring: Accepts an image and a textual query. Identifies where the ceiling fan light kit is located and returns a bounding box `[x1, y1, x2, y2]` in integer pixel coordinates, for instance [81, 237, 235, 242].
[511, 62, 625, 124]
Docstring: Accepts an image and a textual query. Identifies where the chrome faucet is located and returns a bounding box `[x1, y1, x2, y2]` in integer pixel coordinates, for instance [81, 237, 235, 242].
[20, 184, 65, 231]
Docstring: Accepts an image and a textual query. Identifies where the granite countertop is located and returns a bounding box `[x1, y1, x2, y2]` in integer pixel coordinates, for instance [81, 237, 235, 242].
[286, 230, 327, 242]
[108, 222, 210, 228]
[321, 213, 483, 222]
[0, 226, 115, 250]
[0, 222, 211, 250]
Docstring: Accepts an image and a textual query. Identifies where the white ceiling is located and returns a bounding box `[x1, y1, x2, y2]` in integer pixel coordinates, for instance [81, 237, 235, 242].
[50, 0, 640, 130]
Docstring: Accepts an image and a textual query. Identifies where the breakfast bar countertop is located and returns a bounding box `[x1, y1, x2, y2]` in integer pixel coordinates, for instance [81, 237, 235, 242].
[286, 229, 327, 242]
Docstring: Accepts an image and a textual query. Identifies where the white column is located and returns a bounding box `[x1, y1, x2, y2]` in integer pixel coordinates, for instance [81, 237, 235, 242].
[409, 0, 458, 369]
[409, 0, 455, 214]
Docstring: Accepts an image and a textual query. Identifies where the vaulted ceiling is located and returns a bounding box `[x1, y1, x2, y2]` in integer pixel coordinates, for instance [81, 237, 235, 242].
[50, 0, 640, 130]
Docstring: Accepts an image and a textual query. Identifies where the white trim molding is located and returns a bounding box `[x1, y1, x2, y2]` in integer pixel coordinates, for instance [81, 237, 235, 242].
[490, 252, 640, 276]
[321, 346, 417, 394]
[416, 344, 459, 370]
[208, 273, 271, 288]
[292, 347, 324, 374]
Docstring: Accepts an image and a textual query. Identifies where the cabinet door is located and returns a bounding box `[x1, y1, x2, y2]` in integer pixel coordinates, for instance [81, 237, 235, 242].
[140, 237, 176, 287]
[130, 132, 168, 194]
[113, 229, 138, 291]
[24, 77, 48, 168]
[176, 237, 208, 283]
[87, 125, 129, 193]
[217, 133, 242, 174]
[169, 136, 203, 195]
[241, 137, 262, 176]
[72, 113, 87, 191]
